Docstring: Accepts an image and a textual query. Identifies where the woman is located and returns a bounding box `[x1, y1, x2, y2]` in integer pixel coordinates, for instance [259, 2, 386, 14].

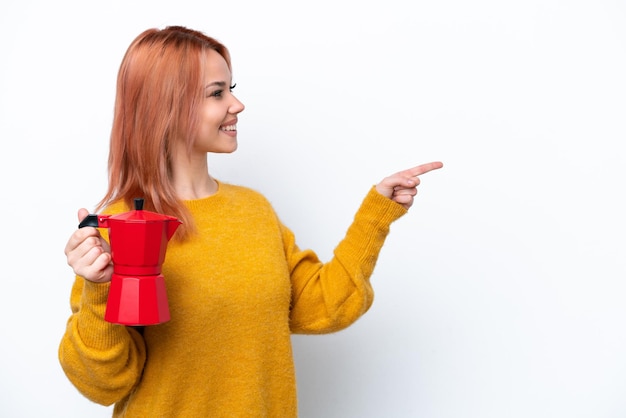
[59, 25, 443, 417]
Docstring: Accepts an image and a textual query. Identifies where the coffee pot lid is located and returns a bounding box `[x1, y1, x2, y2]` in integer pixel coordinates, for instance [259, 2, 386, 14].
[109, 198, 175, 223]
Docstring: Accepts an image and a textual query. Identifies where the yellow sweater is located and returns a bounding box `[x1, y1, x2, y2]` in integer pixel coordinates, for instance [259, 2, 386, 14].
[59, 182, 407, 417]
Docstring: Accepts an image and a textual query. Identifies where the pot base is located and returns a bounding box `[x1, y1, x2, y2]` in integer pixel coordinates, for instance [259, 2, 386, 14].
[104, 273, 171, 326]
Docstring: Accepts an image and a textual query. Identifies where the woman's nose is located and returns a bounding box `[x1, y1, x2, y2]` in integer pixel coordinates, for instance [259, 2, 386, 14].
[231, 96, 245, 114]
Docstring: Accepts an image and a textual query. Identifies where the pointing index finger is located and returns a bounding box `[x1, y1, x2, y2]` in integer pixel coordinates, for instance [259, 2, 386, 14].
[408, 161, 444, 177]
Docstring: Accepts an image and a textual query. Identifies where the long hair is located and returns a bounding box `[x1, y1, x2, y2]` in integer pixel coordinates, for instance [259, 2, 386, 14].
[96, 26, 231, 240]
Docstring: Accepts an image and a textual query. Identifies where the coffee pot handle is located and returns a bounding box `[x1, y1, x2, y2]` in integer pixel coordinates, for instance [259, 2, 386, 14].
[78, 214, 100, 228]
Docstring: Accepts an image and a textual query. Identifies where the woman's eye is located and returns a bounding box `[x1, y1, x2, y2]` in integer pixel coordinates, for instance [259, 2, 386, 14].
[206, 84, 236, 98]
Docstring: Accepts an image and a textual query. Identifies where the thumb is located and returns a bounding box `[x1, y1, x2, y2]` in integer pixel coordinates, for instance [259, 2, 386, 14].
[77, 208, 90, 223]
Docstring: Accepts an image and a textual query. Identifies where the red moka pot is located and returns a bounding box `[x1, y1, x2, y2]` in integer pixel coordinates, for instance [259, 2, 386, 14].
[79, 198, 182, 326]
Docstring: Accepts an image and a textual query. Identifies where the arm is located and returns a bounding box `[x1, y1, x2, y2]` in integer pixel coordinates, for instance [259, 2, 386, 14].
[58, 278, 147, 405]
[288, 162, 443, 334]
[58, 209, 147, 405]
[287, 186, 407, 333]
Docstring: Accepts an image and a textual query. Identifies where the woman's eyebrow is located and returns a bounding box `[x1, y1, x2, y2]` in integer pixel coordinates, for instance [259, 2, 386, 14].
[205, 81, 227, 89]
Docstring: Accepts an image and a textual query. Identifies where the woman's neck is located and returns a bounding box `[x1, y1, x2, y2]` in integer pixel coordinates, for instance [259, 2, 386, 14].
[171, 152, 218, 200]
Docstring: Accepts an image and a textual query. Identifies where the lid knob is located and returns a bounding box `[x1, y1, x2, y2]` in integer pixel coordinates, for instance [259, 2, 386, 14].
[134, 198, 144, 211]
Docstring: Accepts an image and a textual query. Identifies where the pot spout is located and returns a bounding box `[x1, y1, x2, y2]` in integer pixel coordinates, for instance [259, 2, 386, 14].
[166, 218, 182, 240]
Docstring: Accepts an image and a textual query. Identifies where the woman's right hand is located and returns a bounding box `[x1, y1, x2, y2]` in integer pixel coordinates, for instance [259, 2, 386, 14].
[64, 208, 114, 283]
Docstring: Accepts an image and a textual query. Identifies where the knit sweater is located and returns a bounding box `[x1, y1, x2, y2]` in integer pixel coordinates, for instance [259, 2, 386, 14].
[59, 182, 407, 417]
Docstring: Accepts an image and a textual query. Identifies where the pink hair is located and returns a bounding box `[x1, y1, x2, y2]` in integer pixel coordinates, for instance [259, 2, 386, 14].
[97, 26, 231, 240]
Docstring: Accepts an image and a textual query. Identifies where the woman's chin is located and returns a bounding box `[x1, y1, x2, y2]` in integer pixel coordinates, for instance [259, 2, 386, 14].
[212, 144, 238, 154]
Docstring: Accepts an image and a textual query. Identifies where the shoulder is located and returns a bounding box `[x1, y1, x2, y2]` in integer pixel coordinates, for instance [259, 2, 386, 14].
[214, 182, 281, 224]
[218, 182, 273, 206]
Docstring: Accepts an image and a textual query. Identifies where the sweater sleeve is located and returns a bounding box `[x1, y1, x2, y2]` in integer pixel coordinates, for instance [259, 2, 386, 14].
[287, 186, 407, 334]
[58, 276, 147, 406]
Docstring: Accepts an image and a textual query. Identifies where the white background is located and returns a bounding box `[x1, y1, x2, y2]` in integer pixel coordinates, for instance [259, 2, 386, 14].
[1, 1, 625, 417]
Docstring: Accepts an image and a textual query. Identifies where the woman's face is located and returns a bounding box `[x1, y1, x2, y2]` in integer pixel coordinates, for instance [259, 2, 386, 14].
[193, 49, 245, 154]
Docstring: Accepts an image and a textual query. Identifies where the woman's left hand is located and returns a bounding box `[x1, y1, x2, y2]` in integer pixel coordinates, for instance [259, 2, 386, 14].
[375, 161, 443, 210]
